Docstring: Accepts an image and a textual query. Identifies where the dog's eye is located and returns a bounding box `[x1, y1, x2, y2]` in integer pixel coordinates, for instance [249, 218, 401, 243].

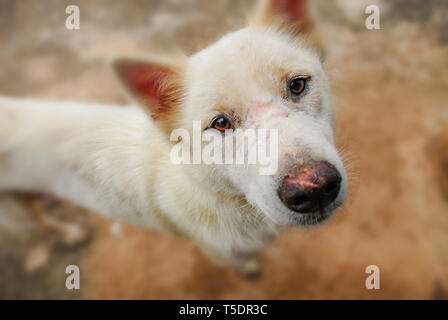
[211, 116, 231, 132]
[289, 77, 308, 96]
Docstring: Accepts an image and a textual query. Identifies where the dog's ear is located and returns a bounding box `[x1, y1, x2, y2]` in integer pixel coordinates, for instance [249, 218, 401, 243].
[252, 0, 325, 57]
[112, 57, 184, 134]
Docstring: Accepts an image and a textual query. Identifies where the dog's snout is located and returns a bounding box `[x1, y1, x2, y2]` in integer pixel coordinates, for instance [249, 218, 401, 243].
[278, 161, 342, 213]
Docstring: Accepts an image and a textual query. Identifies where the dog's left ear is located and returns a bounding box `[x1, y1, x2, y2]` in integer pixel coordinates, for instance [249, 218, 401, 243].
[112, 57, 185, 134]
[252, 0, 325, 58]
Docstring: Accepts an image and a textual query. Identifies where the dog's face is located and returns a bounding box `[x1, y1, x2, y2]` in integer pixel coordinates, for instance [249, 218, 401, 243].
[113, 0, 347, 227]
[183, 27, 347, 227]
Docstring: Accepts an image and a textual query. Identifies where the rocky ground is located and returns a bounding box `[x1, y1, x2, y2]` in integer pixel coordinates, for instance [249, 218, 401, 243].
[0, 0, 447, 299]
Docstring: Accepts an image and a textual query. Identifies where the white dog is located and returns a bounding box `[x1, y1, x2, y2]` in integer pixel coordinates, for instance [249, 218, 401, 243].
[0, 0, 347, 272]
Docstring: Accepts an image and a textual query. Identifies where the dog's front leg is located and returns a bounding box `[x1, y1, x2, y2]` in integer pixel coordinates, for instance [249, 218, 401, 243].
[197, 241, 262, 278]
[0, 96, 162, 229]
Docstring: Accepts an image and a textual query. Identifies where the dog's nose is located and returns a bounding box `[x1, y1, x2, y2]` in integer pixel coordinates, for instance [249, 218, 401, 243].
[278, 161, 342, 213]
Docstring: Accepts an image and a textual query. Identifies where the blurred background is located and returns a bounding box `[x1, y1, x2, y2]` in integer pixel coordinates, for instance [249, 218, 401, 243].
[0, 0, 447, 299]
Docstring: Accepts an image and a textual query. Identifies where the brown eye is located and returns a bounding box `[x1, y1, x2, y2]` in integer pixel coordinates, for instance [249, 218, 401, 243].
[211, 116, 231, 132]
[289, 77, 307, 96]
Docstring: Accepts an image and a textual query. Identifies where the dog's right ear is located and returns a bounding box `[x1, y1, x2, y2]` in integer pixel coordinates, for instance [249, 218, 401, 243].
[252, 0, 325, 58]
[112, 57, 185, 134]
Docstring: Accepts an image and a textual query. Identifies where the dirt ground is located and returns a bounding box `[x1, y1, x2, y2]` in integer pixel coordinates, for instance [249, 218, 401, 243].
[0, 0, 447, 299]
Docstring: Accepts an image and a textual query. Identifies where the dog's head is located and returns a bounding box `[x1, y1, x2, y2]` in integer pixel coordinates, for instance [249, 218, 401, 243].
[113, 0, 347, 227]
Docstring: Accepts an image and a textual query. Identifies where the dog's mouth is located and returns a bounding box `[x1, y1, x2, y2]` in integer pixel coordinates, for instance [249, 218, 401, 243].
[286, 199, 344, 227]
[297, 211, 330, 226]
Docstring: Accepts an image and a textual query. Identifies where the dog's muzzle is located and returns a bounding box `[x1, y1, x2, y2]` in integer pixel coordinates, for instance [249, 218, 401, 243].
[278, 160, 342, 214]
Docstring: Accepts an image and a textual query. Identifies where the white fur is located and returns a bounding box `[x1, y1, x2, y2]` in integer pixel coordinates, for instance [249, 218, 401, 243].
[0, 8, 347, 267]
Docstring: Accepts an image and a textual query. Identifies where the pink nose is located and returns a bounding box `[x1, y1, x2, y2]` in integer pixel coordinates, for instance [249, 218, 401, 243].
[278, 161, 342, 213]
